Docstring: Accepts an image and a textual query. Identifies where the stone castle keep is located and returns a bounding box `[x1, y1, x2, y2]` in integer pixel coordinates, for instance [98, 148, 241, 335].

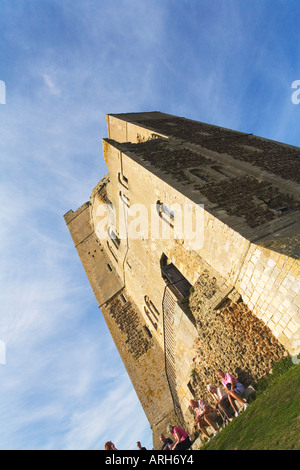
[64, 112, 299, 447]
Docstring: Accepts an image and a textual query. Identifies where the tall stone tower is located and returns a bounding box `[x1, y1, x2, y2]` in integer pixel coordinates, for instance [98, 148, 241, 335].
[64, 112, 299, 448]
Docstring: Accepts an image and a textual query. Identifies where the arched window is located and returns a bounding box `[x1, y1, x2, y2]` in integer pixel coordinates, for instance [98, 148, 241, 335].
[144, 295, 160, 330]
[106, 241, 118, 263]
[161, 263, 192, 300]
[144, 326, 152, 338]
[108, 227, 121, 250]
[156, 200, 174, 228]
[119, 191, 130, 208]
[118, 172, 129, 189]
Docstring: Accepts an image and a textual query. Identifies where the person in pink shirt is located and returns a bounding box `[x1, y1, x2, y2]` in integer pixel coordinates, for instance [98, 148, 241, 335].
[217, 370, 249, 416]
[167, 424, 192, 450]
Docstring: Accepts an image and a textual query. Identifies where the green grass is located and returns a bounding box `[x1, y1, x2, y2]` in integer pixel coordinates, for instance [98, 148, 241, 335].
[200, 360, 300, 450]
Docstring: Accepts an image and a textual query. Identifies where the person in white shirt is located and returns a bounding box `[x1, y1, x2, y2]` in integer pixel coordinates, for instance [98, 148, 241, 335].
[207, 383, 235, 422]
[189, 399, 219, 441]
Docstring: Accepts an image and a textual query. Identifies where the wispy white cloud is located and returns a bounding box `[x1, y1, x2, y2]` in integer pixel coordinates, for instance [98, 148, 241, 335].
[42, 73, 61, 96]
[61, 377, 152, 450]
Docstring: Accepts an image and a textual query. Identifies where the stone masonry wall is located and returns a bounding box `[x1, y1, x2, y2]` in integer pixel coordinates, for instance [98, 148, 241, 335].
[236, 246, 300, 353]
[65, 113, 299, 448]
[102, 292, 176, 449]
[116, 138, 299, 231]
[188, 271, 289, 410]
[133, 117, 300, 184]
[108, 134, 299, 356]
[107, 294, 153, 360]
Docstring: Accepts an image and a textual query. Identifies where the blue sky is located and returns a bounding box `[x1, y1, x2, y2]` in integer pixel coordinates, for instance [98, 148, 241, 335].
[0, 0, 299, 450]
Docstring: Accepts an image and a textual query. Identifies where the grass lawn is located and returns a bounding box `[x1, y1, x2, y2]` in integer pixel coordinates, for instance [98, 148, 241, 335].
[200, 362, 300, 450]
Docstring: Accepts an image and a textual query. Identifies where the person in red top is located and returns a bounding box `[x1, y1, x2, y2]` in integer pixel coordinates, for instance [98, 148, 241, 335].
[217, 370, 249, 416]
[167, 424, 192, 450]
[104, 441, 117, 450]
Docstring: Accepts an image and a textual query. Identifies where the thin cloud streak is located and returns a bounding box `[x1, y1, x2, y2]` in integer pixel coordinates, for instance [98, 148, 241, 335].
[42, 73, 61, 96]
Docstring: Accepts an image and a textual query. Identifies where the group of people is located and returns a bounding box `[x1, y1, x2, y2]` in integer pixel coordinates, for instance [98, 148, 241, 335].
[160, 426, 192, 450]
[105, 369, 250, 450]
[163, 369, 250, 448]
[104, 440, 147, 450]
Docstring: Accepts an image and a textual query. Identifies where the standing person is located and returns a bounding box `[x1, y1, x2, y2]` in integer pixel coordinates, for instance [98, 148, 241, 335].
[137, 441, 147, 450]
[207, 383, 235, 422]
[217, 370, 249, 416]
[104, 441, 117, 450]
[189, 399, 219, 440]
[167, 425, 192, 450]
[159, 434, 173, 450]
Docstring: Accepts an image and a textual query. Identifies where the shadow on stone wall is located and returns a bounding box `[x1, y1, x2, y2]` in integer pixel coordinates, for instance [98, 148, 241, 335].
[188, 272, 289, 407]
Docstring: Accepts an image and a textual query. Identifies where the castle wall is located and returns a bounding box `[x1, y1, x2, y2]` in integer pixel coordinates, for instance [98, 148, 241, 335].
[100, 292, 176, 449]
[97, 139, 203, 431]
[65, 112, 299, 448]
[237, 245, 299, 352]
[64, 203, 124, 307]
[64, 202, 176, 449]
[104, 114, 299, 356]
[106, 111, 173, 143]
